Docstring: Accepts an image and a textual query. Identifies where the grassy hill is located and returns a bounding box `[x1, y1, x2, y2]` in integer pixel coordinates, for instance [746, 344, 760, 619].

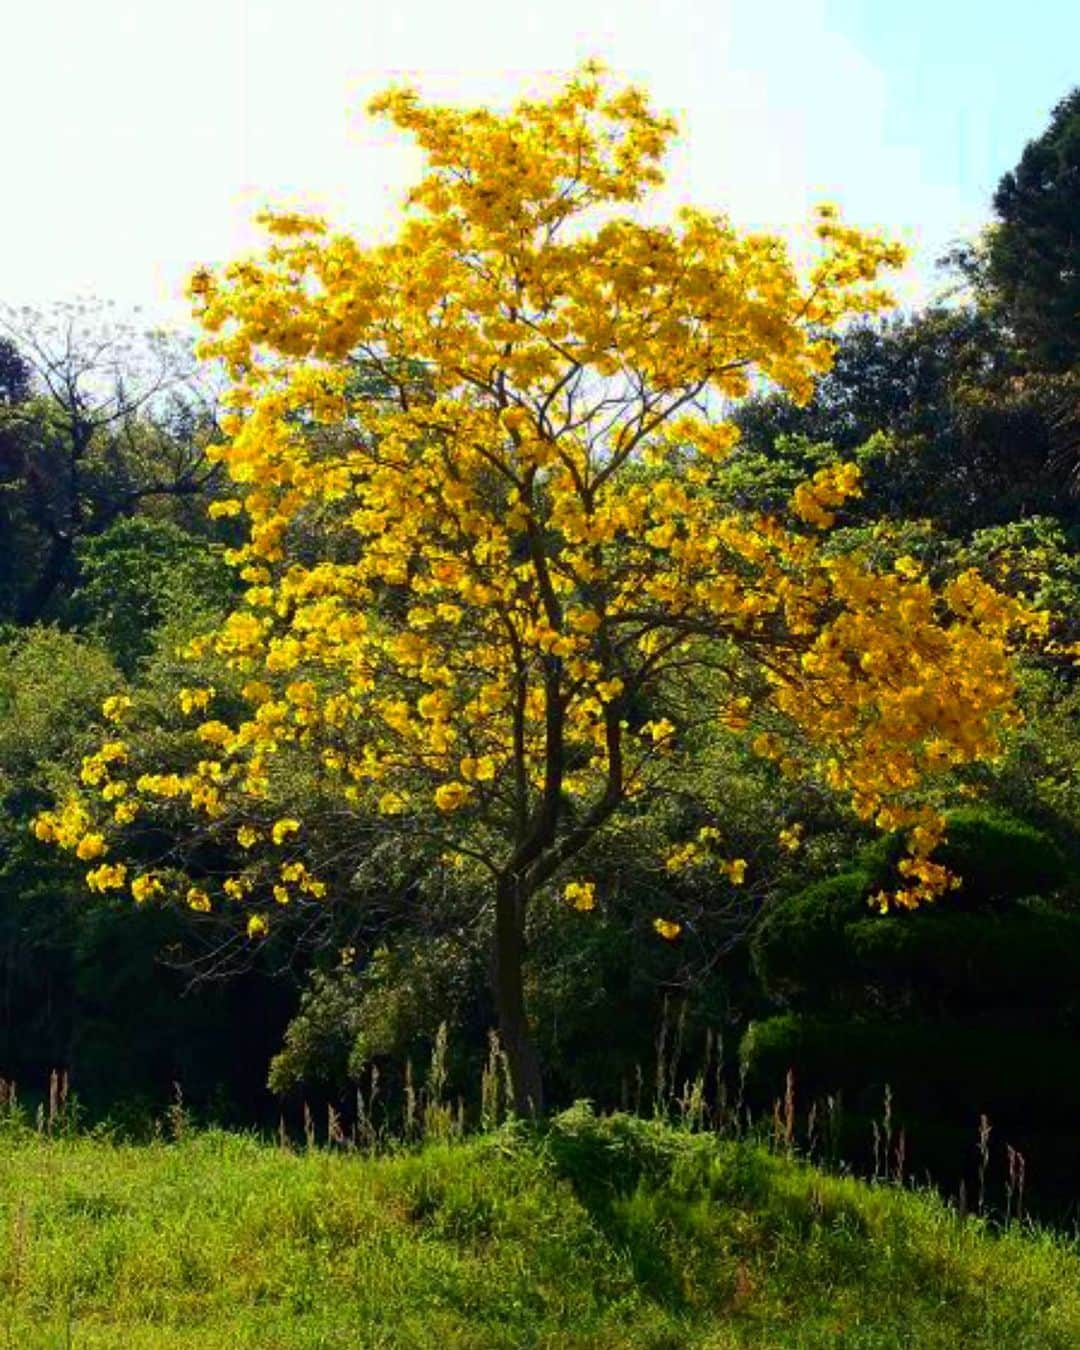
[1, 1104, 1077, 1348]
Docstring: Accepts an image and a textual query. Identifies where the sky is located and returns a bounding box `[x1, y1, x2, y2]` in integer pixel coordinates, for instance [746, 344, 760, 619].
[3, 0, 1077, 331]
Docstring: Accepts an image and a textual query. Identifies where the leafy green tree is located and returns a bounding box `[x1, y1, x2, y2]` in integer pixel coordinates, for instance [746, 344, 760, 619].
[982, 87, 1080, 374]
[0, 302, 223, 624]
[67, 517, 237, 673]
[735, 310, 1077, 533]
[0, 335, 30, 405]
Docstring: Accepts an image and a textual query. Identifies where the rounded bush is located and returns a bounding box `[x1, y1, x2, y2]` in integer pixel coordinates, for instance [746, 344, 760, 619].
[751, 872, 871, 1005]
[857, 806, 1071, 908]
[740, 1013, 1080, 1121]
[844, 909, 1080, 1013]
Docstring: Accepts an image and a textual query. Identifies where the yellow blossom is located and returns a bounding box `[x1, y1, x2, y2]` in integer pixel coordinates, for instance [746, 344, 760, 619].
[564, 880, 596, 911]
[179, 687, 215, 715]
[643, 718, 676, 745]
[131, 874, 164, 904]
[434, 782, 469, 812]
[86, 863, 127, 893]
[186, 887, 212, 913]
[76, 834, 107, 862]
[102, 694, 133, 722]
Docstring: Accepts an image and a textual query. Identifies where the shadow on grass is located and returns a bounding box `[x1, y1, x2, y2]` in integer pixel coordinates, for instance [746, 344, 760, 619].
[537, 1102, 770, 1310]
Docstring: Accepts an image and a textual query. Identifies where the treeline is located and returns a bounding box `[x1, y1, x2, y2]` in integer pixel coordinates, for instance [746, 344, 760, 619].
[1, 90, 1078, 1215]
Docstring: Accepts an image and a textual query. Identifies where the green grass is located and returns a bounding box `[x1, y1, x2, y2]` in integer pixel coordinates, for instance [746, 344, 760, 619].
[1, 1104, 1078, 1348]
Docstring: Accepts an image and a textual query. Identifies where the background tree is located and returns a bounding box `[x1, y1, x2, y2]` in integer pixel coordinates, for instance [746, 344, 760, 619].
[735, 310, 1079, 533]
[940, 87, 1080, 489]
[980, 87, 1079, 375]
[0, 301, 223, 624]
[0, 335, 30, 406]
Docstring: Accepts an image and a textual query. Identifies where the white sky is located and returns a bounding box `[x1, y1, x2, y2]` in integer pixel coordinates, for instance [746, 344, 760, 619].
[4, 0, 999, 331]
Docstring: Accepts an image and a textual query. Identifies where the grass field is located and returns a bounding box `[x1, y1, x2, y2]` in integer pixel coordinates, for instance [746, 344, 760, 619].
[1, 1103, 1078, 1348]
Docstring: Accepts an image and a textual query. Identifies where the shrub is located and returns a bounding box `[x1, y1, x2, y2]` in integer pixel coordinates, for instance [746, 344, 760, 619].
[857, 806, 1071, 908]
[751, 871, 872, 1004]
[740, 1013, 1080, 1120]
[844, 908, 1080, 1016]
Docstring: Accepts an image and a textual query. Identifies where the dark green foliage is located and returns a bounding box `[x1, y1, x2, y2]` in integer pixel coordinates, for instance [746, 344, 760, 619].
[745, 801, 1080, 1222]
[753, 810, 1076, 1007]
[750, 871, 871, 1005]
[0, 336, 30, 405]
[68, 897, 295, 1120]
[0, 307, 223, 625]
[269, 937, 489, 1103]
[529, 895, 715, 1107]
[844, 909, 1080, 1018]
[67, 516, 236, 671]
[932, 808, 1071, 901]
[857, 807, 1071, 908]
[734, 310, 995, 460]
[984, 87, 1080, 373]
[988, 666, 1080, 851]
[741, 1014, 1080, 1123]
[267, 967, 367, 1097]
[733, 310, 1078, 533]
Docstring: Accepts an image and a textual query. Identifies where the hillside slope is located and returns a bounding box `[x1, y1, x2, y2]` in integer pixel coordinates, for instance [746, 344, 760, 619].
[1, 1106, 1077, 1348]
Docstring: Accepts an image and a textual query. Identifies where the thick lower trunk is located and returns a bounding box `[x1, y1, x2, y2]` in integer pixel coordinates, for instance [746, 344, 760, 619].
[493, 873, 543, 1116]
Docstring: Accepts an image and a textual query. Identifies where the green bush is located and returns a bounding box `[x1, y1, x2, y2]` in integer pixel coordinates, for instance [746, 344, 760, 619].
[752, 805, 1078, 1017]
[740, 1013, 1080, 1120]
[68, 517, 236, 673]
[857, 806, 1071, 908]
[844, 908, 1080, 1016]
[750, 871, 872, 1004]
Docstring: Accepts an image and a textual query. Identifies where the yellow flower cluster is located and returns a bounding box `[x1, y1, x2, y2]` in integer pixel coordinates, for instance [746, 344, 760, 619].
[791, 462, 862, 529]
[86, 863, 126, 893]
[131, 874, 164, 904]
[665, 827, 747, 885]
[34, 797, 91, 849]
[271, 818, 300, 844]
[564, 880, 597, 912]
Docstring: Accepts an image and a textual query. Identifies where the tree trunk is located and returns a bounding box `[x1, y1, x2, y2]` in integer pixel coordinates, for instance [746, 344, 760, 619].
[16, 533, 74, 625]
[492, 872, 543, 1116]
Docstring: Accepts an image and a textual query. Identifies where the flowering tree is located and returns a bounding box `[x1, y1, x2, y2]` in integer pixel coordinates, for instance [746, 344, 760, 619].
[37, 66, 1042, 1111]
